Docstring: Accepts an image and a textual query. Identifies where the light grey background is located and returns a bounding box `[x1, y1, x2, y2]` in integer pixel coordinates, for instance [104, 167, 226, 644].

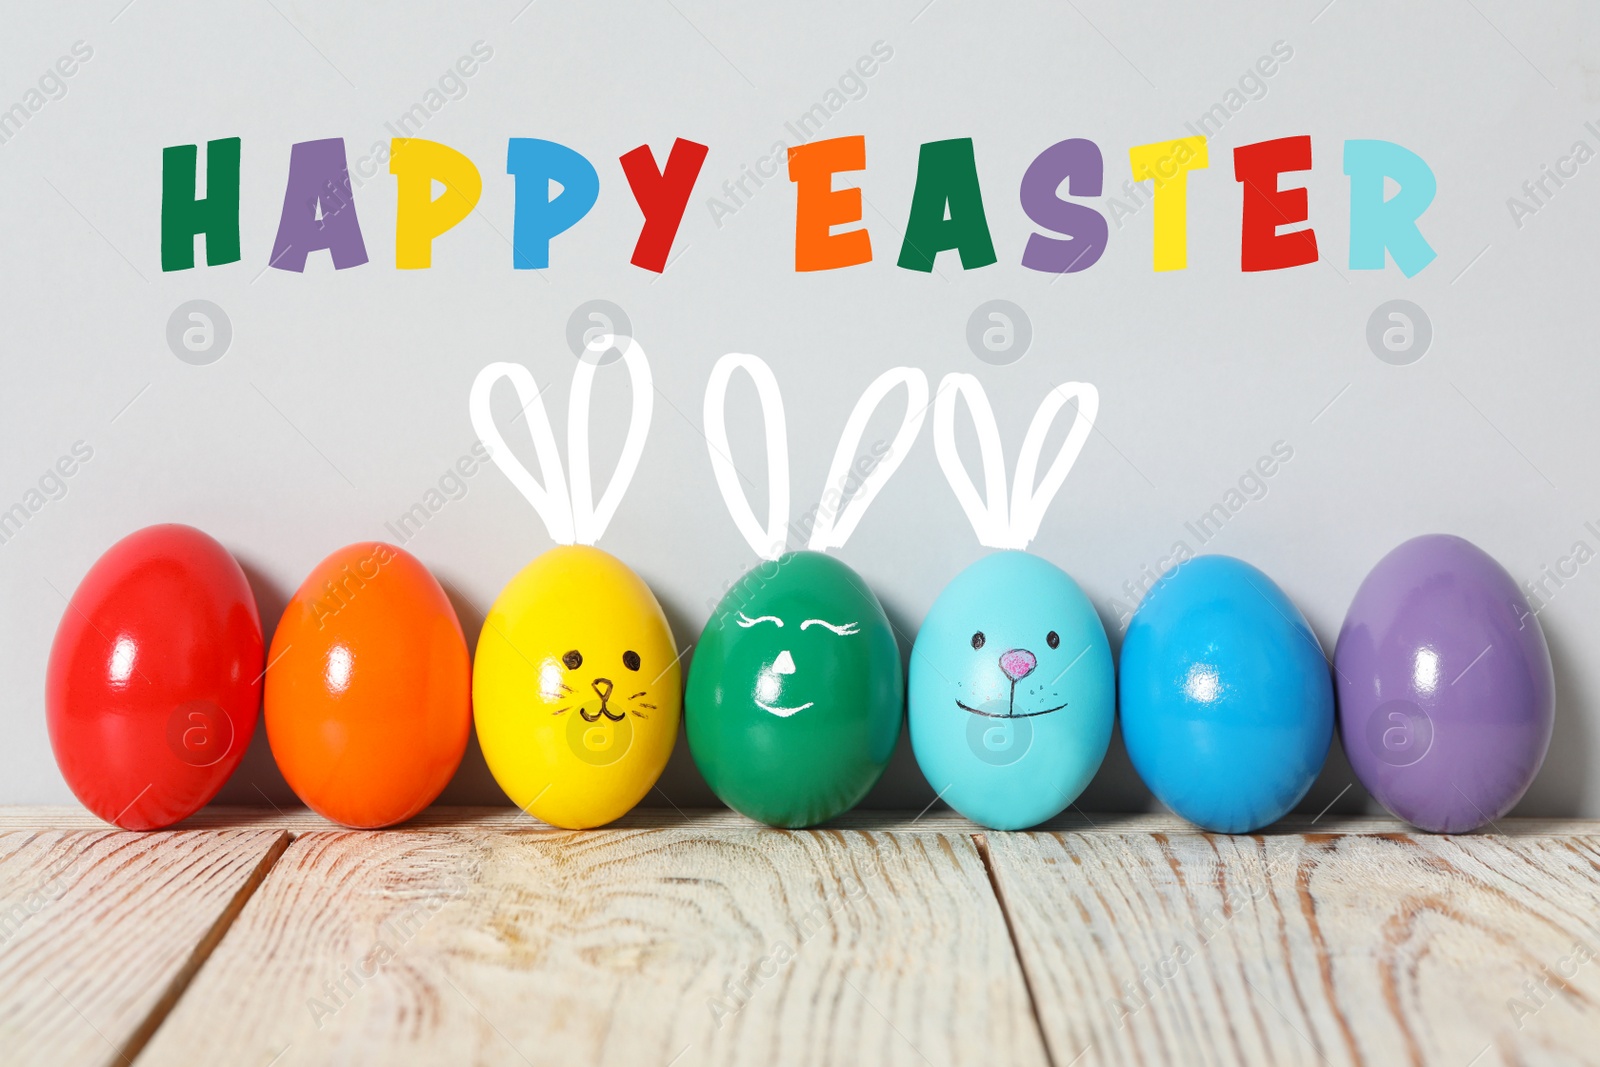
[3, 0, 1595, 817]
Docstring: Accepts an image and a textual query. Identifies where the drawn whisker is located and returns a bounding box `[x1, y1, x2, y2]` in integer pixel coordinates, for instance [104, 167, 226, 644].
[629, 710, 649, 719]
[635, 702, 658, 710]
[629, 691, 647, 700]
[551, 705, 571, 716]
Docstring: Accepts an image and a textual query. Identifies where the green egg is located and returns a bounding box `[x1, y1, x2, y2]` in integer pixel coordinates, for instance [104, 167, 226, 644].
[686, 551, 904, 827]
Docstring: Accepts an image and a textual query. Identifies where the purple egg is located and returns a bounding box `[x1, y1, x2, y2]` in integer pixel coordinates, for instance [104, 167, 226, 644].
[1335, 535, 1554, 832]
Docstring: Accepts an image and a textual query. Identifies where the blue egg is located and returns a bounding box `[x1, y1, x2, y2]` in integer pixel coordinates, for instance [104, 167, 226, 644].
[909, 551, 1115, 830]
[1120, 555, 1333, 833]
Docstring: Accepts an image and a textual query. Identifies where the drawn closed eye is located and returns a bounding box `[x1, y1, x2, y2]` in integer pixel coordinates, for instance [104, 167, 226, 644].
[800, 619, 859, 635]
[737, 613, 783, 628]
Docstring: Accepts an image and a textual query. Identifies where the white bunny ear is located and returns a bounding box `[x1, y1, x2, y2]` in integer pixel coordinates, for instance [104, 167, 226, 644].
[704, 353, 789, 560]
[934, 373, 1015, 548]
[1010, 381, 1098, 547]
[933, 373, 1099, 550]
[808, 367, 929, 552]
[470, 361, 575, 545]
[568, 334, 653, 545]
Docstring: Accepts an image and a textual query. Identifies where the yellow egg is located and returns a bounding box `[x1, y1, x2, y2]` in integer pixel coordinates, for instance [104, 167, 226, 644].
[473, 545, 681, 828]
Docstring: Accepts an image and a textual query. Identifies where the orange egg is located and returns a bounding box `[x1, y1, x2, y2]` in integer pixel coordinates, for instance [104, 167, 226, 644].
[265, 542, 470, 828]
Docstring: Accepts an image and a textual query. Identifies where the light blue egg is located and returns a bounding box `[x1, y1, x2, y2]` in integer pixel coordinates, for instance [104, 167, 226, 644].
[1120, 554, 1333, 833]
[909, 551, 1115, 830]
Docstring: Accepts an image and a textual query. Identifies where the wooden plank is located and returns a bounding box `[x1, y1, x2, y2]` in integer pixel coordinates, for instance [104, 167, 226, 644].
[140, 828, 1049, 1066]
[0, 804, 1168, 834]
[0, 827, 287, 1067]
[987, 831, 1600, 1067]
[3, 805, 1597, 836]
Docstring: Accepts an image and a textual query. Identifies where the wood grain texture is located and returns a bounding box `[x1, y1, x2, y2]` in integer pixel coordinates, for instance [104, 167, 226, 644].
[140, 828, 1048, 1067]
[4, 805, 1596, 836]
[988, 831, 1600, 1067]
[0, 804, 1174, 834]
[0, 827, 287, 1067]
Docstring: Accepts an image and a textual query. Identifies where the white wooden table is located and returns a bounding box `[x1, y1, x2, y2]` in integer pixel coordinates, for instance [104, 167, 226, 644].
[1, 807, 1595, 1066]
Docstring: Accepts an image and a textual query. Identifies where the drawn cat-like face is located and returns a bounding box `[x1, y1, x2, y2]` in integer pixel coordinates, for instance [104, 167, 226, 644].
[685, 551, 904, 827]
[473, 545, 682, 829]
[528, 638, 670, 772]
[538, 646, 658, 723]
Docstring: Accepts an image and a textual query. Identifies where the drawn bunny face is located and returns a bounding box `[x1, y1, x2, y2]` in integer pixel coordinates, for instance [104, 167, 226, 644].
[907, 373, 1116, 831]
[468, 335, 682, 830]
[928, 556, 1081, 722]
[685, 354, 927, 828]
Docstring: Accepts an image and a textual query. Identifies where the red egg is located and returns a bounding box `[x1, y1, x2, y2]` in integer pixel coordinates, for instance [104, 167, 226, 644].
[46, 524, 264, 829]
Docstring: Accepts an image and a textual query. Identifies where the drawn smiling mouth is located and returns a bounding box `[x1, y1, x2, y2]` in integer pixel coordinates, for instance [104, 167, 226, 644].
[956, 700, 1067, 719]
[755, 698, 815, 718]
[580, 706, 626, 723]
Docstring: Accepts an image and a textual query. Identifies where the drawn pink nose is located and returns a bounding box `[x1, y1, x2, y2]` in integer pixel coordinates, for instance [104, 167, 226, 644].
[999, 649, 1037, 681]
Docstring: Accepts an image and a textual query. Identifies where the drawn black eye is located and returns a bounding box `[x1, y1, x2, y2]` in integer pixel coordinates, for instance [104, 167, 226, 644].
[1047, 631, 1060, 649]
[562, 650, 583, 670]
[622, 650, 641, 671]
[971, 632, 986, 650]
